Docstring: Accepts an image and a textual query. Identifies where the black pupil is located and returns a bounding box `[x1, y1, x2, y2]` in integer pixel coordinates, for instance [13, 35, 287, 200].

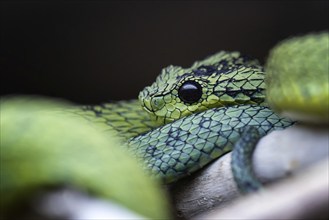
[178, 80, 202, 104]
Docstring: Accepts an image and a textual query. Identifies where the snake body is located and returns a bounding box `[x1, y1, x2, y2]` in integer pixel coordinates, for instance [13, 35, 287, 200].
[1, 32, 328, 218]
[72, 32, 328, 185]
[71, 51, 294, 185]
[128, 105, 291, 183]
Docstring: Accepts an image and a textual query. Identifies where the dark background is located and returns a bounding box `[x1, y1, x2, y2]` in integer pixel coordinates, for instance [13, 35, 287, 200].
[1, 1, 328, 104]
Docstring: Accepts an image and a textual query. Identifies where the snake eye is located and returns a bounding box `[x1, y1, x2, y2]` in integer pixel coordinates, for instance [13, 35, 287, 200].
[178, 80, 202, 104]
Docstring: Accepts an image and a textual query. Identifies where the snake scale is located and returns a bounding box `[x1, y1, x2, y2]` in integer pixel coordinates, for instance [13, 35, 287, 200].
[71, 32, 328, 186]
[71, 51, 294, 186]
[1, 32, 328, 218]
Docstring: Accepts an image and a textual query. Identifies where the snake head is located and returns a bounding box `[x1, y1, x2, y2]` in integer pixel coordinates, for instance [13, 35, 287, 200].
[139, 51, 266, 125]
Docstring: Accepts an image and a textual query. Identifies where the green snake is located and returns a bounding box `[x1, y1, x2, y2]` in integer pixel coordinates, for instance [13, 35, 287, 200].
[1, 32, 328, 218]
[72, 51, 291, 186]
[72, 32, 328, 185]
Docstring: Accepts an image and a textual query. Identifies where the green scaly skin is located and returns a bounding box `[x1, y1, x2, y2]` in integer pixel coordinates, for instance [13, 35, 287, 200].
[231, 126, 262, 193]
[127, 105, 292, 183]
[73, 33, 328, 184]
[129, 32, 328, 184]
[75, 51, 293, 185]
[67, 100, 156, 140]
[2, 32, 327, 217]
[231, 31, 329, 192]
[139, 51, 266, 125]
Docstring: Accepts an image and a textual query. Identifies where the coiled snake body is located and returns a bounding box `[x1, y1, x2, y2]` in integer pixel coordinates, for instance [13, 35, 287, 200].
[74, 51, 294, 186]
[74, 32, 329, 187]
[1, 32, 328, 218]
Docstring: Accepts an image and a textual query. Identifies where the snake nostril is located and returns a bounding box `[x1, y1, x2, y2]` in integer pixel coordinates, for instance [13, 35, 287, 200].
[151, 96, 165, 111]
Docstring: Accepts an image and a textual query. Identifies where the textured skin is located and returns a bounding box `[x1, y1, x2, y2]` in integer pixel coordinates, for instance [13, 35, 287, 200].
[231, 126, 262, 193]
[67, 100, 157, 140]
[74, 51, 293, 185]
[266, 32, 329, 123]
[127, 105, 292, 183]
[2, 32, 326, 217]
[139, 51, 266, 125]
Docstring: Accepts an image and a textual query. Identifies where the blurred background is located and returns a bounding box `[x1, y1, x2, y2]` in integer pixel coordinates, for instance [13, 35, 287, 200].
[1, 1, 328, 104]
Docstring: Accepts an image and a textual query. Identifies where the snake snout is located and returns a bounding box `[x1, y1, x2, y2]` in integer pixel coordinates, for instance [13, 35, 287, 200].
[150, 96, 165, 112]
[139, 94, 165, 114]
